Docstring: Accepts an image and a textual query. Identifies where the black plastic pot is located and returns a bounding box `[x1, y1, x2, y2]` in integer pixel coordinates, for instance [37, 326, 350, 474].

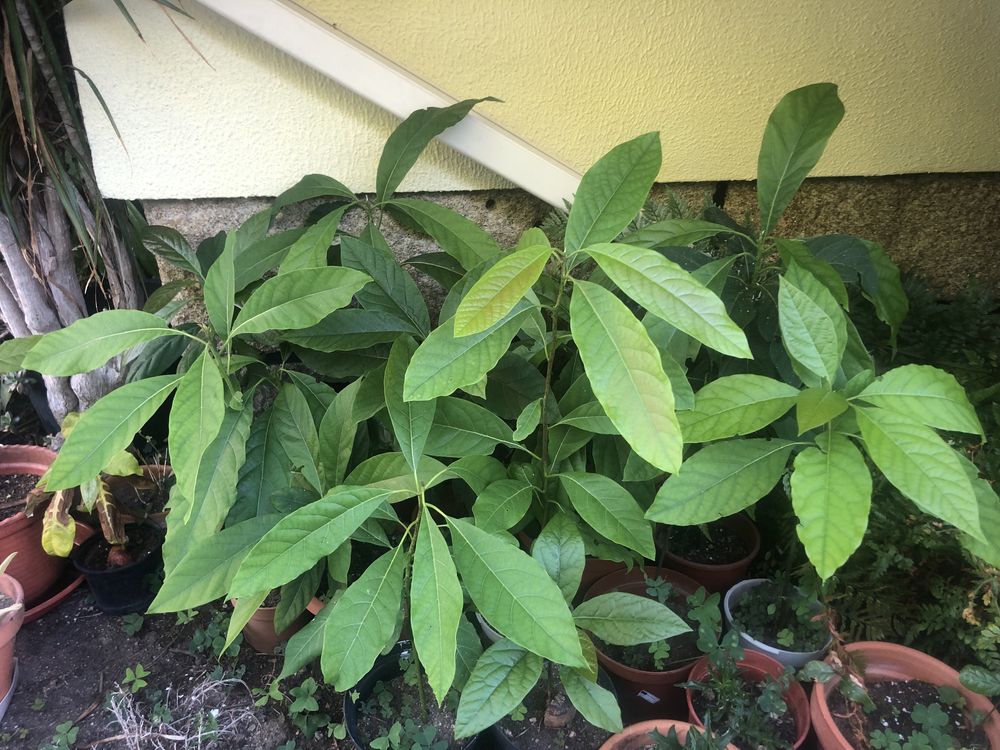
[71, 524, 164, 615]
[344, 641, 484, 750]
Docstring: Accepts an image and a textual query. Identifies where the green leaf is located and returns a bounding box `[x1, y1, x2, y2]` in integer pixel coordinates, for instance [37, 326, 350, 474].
[455, 642, 542, 739]
[23, 310, 174, 376]
[279, 205, 348, 273]
[449, 517, 584, 667]
[343, 229, 430, 337]
[513, 399, 542, 441]
[570, 279, 682, 472]
[857, 364, 983, 437]
[404, 310, 526, 401]
[204, 235, 236, 336]
[0, 335, 41, 373]
[679, 374, 799, 443]
[230, 487, 396, 597]
[168, 351, 225, 507]
[558, 472, 654, 558]
[573, 592, 689, 645]
[272, 384, 322, 492]
[44, 374, 182, 491]
[376, 98, 493, 202]
[233, 228, 307, 291]
[565, 133, 660, 254]
[271, 174, 355, 215]
[344, 453, 449, 499]
[585, 243, 751, 358]
[796, 387, 849, 435]
[621, 218, 747, 248]
[757, 83, 844, 237]
[411, 507, 463, 703]
[385, 337, 436, 471]
[231, 267, 370, 337]
[791, 432, 872, 579]
[531, 513, 585, 603]
[151, 514, 280, 613]
[646, 438, 793, 525]
[959, 665, 1000, 698]
[472, 479, 533, 532]
[560, 668, 623, 733]
[855, 406, 982, 541]
[321, 545, 409, 691]
[424, 397, 514, 457]
[143, 226, 202, 278]
[318, 380, 361, 487]
[232, 407, 290, 523]
[454, 245, 551, 336]
[387, 198, 500, 270]
[778, 265, 847, 382]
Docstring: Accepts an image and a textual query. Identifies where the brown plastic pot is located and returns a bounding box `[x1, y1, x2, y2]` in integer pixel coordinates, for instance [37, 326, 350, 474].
[662, 514, 760, 594]
[810, 641, 1000, 749]
[0, 445, 64, 608]
[235, 596, 326, 654]
[687, 649, 811, 749]
[0, 572, 25, 703]
[584, 565, 705, 721]
[599, 720, 739, 750]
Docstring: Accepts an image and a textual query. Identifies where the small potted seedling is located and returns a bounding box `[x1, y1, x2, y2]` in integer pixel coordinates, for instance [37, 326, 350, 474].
[0, 552, 25, 720]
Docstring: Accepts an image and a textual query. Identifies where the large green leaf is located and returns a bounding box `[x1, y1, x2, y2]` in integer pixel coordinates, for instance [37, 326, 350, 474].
[23, 310, 175, 376]
[321, 544, 409, 691]
[142, 226, 202, 278]
[271, 173, 355, 215]
[279, 205, 348, 273]
[778, 266, 847, 383]
[561, 667, 623, 733]
[424, 397, 514, 457]
[411, 507, 463, 703]
[857, 364, 983, 437]
[317, 380, 361, 487]
[573, 592, 689, 645]
[376, 99, 492, 202]
[230, 267, 369, 337]
[454, 640, 542, 738]
[342, 229, 430, 337]
[472, 479, 533, 532]
[757, 83, 844, 237]
[344, 453, 449, 499]
[570, 280, 681, 472]
[232, 407, 290, 523]
[149, 514, 279, 613]
[791, 432, 872, 580]
[44, 374, 182, 491]
[449, 517, 584, 667]
[168, 351, 225, 506]
[585, 243, 751, 358]
[621, 218, 748, 248]
[646, 438, 793, 525]
[385, 336, 436, 471]
[531, 513, 585, 603]
[272, 384, 322, 492]
[564, 133, 660, 254]
[558, 472, 654, 558]
[230, 487, 395, 596]
[204, 235, 236, 336]
[387, 198, 500, 270]
[855, 406, 982, 541]
[453, 245, 551, 336]
[679, 374, 798, 443]
[404, 310, 526, 402]
[233, 228, 307, 291]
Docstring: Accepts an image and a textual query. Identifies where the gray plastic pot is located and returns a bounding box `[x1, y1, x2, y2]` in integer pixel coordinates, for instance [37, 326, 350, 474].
[723, 578, 831, 668]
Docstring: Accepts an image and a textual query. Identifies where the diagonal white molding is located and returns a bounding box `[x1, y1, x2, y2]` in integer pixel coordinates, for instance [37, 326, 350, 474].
[195, 0, 581, 207]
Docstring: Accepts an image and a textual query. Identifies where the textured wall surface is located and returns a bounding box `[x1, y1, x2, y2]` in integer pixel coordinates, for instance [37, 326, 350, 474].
[65, 0, 999, 199]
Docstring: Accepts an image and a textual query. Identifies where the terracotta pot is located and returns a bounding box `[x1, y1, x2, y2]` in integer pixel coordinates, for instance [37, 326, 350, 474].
[662, 515, 760, 594]
[235, 597, 324, 654]
[687, 650, 811, 749]
[810, 641, 1000, 749]
[0, 445, 64, 608]
[599, 720, 739, 750]
[584, 565, 705, 722]
[0, 572, 25, 703]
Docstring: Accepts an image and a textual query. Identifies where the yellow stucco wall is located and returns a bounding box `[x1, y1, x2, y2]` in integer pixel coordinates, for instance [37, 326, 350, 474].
[65, 0, 999, 199]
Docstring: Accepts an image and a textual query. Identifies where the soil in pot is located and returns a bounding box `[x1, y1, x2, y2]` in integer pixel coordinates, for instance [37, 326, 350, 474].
[662, 524, 749, 566]
[0, 474, 37, 522]
[826, 678, 990, 749]
[731, 580, 828, 653]
[495, 674, 613, 750]
[690, 676, 797, 749]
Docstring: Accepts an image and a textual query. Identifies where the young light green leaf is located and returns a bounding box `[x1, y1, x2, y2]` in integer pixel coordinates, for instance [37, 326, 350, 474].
[778, 267, 847, 383]
[560, 667, 623, 733]
[857, 364, 983, 437]
[758, 83, 844, 237]
[513, 399, 542, 441]
[585, 243, 751, 359]
[204, 234, 236, 336]
[454, 245, 551, 336]
[454, 640, 543, 738]
[271, 173, 355, 215]
[388, 198, 500, 270]
[855, 406, 982, 541]
[570, 280, 682, 472]
[791, 432, 872, 580]
[574, 592, 689, 645]
[385, 336, 436, 472]
[0, 335, 41, 374]
[411, 507, 463, 703]
[449, 517, 584, 667]
[424, 397, 514, 457]
[678, 374, 799, 444]
[472, 479, 534, 532]
[168, 351, 225, 509]
[44, 374, 182, 491]
[558, 472, 654, 558]
[318, 380, 361, 487]
[230, 267, 370, 337]
[279, 205, 348, 273]
[565, 133, 661, 254]
[531, 513, 585, 603]
[321, 545, 409, 691]
[646, 439, 793, 525]
[23, 310, 175, 376]
[796, 387, 849, 435]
